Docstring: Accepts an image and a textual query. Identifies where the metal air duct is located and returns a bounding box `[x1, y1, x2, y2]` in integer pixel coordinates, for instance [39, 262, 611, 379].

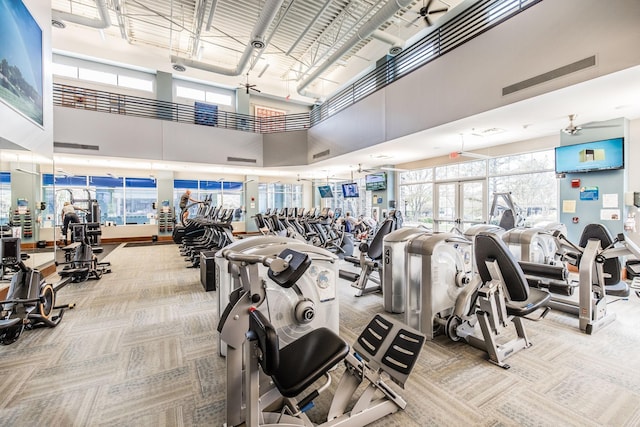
[171, 0, 285, 77]
[371, 30, 405, 56]
[297, 0, 412, 98]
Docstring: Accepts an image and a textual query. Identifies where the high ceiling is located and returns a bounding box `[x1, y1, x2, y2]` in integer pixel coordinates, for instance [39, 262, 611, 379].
[51, 0, 463, 103]
[49, 1, 640, 180]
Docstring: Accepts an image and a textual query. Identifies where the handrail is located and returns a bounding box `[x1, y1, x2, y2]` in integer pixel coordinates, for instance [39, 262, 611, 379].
[310, 0, 542, 125]
[53, 0, 541, 132]
[53, 83, 310, 134]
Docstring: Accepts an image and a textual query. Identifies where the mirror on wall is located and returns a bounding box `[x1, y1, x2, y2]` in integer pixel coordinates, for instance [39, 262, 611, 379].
[0, 142, 55, 271]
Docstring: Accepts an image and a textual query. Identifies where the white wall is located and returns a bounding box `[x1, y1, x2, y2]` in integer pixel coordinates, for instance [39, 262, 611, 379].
[53, 107, 264, 166]
[0, 1, 53, 155]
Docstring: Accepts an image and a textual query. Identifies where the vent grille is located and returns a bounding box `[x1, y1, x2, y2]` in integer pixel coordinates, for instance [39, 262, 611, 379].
[313, 149, 330, 159]
[227, 156, 257, 163]
[502, 55, 596, 96]
[54, 141, 99, 151]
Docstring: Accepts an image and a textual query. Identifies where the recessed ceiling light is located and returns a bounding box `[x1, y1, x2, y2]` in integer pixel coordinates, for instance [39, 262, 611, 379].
[51, 19, 66, 29]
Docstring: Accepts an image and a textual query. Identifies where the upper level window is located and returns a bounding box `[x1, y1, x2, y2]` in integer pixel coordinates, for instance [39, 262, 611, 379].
[176, 85, 206, 102]
[78, 68, 117, 86]
[52, 63, 78, 79]
[117, 75, 153, 92]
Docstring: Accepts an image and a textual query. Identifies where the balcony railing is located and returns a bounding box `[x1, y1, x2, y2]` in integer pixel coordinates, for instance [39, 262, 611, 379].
[53, 0, 540, 132]
[53, 83, 311, 134]
[310, 0, 542, 125]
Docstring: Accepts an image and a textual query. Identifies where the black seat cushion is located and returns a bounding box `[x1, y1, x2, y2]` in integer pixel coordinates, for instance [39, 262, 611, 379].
[505, 287, 550, 316]
[499, 209, 516, 230]
[272, 327, 349, 398]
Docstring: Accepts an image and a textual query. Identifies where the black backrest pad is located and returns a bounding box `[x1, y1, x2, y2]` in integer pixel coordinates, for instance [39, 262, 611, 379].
[249, 309, 279, 376]
[368, 219, 395, 260]
[356, 314, 392, 358]
[268, 249, 311, 289]
[475, 232, 529, 302]
[579, 223, 621, 285]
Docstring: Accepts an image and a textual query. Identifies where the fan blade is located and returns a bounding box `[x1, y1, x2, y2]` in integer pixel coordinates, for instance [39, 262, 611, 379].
[250, 87, 261, 93]
[428, 7, 448, 14]
[405, 14, 422, 27]
[424, 15, 432, 26]
[425, 0, 434, 10]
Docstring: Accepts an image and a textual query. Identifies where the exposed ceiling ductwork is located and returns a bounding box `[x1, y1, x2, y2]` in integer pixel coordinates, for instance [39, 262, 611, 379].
[297, 0, 413, 98]
[52, 0, 111, 29]
[170, 0, 285, 77]
[370, 30, 405, 56]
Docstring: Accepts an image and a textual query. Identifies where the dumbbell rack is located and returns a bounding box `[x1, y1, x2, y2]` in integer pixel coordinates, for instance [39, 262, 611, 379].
[158, 208, 174, 233]
[11, 208, 33, 240]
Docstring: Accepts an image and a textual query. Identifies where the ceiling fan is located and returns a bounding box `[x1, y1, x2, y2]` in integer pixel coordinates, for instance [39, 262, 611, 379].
[406, 0, 449, 27]
[562, 114, 618, 135]
[449, 134, 491, 159]
[355, 163, 407, 173]
[239, 73, 260, 94]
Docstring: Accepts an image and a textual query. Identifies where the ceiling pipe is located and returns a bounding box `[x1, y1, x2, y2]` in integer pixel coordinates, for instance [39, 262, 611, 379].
[297, 0, 412, 98]
[52, 0, 111, 29]
[205, 0, 220, 31]
[370, 29, 405, 56]
[285, 0, 334, 56]
[171, 0, 285, 77]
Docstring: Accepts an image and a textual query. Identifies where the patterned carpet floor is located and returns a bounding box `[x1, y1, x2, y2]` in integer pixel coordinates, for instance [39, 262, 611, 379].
[1, 242, 640, 426]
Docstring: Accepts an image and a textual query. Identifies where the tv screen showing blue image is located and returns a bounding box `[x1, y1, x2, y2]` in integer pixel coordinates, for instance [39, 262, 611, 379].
[555, 137, 624, 174]
[341, 182, 359, 198]
[317, 185, 334, 198]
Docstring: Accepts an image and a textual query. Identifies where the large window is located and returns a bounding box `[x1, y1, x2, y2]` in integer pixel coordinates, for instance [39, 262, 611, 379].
[43, 174, 157, 226]
[398, 149, 558, 228]
[124, 178, 156, 224]
[174, 179, 244, 220]
[258, 183, 303, 212]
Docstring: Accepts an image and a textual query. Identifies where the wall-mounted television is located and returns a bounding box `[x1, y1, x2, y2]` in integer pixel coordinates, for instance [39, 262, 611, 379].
[0, 0, 43, 126]
[365, 172, 387, 191]
[341, 182, 359, 198]
[555, 137, 624, 174]
[317, 185, 334, 198]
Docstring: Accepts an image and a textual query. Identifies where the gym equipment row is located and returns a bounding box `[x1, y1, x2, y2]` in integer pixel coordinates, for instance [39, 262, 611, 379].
[218, 243, 425, 426]
[255, 207, 354, 257]
[0, 237, 74, 345]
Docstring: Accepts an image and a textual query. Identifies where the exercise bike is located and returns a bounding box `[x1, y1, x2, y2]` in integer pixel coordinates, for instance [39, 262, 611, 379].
[57, 223, 111, 282]
[218, 247, 426, 426]
[0, 237, 74, 345]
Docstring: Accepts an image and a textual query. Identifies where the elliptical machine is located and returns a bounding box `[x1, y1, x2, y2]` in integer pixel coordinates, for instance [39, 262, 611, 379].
[57, 223, 111, 282]
[0, 237, 74, 345]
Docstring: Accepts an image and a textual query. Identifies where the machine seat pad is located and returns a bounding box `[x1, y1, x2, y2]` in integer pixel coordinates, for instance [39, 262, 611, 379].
[0, 318, 22, 328]
[92, 246, 104, 254]
[505, 288, 550, 317]
[272, 327, 349, 398]
[605, 281, 630, 297]
[343, 256, 359, 265]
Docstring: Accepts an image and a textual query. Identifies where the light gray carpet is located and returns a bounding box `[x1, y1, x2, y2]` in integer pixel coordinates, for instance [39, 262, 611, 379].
[1, 243, 640, 426]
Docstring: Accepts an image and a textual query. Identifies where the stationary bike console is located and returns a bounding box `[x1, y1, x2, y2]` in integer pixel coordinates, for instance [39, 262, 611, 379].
[267, 249, 311, 288]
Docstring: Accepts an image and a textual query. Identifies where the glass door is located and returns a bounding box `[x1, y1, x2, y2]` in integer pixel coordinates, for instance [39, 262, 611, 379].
[434, 179, 486, 233]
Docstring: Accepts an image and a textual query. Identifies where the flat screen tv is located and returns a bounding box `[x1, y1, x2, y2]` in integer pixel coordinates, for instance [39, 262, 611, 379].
[555, 137, 624, 174]
[317, 185, 334, 198]
[365, 172, 387, 191]
[0, 0, 43, 126]
[341, 182, 359, 198]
